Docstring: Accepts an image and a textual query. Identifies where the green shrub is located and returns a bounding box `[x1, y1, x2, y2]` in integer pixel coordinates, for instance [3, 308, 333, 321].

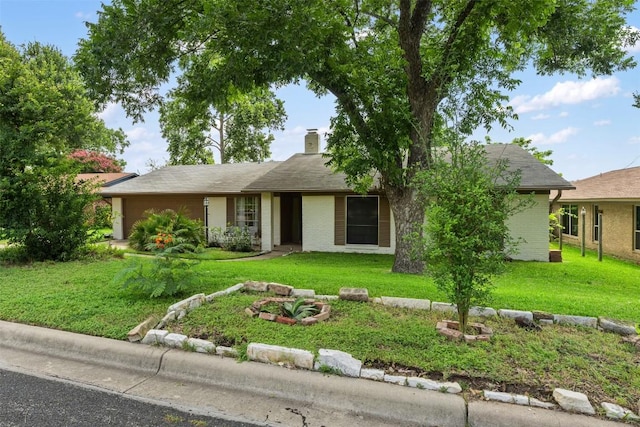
[114, 245, 201, 298]
[93, 204, 113, 229]
[210, 226, 253, 252]
[0, 245, 29, 265]
[129, 208, 204, 252]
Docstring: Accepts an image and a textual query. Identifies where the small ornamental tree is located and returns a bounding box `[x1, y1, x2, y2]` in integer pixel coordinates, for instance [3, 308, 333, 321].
[413, 140, 532, 333]
[68, 150, 125, 173]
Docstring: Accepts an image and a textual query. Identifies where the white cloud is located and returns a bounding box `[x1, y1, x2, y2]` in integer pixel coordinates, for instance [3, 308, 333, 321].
[531, 113, 550, 120]
[74, 11, 93, 20]
[510, 77, 620, 114]
[558, 111, 569, 117]
[96, 102, 122, 121]
[527, 127, 579, 145]
[593, 120, 611, 126]
[629, 136, 640, 145]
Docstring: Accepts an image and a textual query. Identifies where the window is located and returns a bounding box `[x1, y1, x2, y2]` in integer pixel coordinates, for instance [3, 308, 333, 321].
[346, 196, 378, 245]
[235, 196, 259, 235]
[561, 204, 578, 237]
[635, 206, 640, 251]
[593, 205, 599, 241]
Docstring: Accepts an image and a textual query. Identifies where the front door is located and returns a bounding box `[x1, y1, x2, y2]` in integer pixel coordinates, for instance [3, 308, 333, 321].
[280, 193, 302, 244]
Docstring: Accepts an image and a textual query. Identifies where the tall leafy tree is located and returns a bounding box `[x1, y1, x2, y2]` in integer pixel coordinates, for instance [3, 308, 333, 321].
[76, 0, 637, 273]
[0, 33, 127, 260]
[161, 85, 286, 164]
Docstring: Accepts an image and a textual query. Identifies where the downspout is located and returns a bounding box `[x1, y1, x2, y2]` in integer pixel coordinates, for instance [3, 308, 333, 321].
[550, 189, 562, 213]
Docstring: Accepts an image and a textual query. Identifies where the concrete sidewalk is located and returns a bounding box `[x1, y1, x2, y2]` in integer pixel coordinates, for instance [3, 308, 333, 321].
[0, 320, 625, 427]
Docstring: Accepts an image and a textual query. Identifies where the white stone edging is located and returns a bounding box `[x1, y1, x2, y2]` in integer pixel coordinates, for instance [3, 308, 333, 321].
[131, 281, 640, 420]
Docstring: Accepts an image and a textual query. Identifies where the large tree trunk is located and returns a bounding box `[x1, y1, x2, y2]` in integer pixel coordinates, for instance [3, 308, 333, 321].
[386, 184, 425, 274]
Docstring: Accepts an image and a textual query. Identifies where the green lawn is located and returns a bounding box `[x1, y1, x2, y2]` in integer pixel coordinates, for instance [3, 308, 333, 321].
[1, 244, 639, 409]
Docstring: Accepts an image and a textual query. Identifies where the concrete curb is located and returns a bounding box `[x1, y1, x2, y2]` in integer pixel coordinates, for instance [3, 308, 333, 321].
[0, 320, 166, 374]
[0, 320, 628, 426]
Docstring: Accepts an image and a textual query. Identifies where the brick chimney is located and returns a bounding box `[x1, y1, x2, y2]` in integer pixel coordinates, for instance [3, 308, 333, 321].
[304, 129, 320, 154]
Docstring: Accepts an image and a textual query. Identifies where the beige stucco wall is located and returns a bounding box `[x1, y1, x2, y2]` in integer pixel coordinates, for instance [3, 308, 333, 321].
[301, 195, 396, 255]
[553, 201, 640, 262]
[112, 197, 124, 240]
[506, 194, 550, 261]
[260, 193, 272, 251]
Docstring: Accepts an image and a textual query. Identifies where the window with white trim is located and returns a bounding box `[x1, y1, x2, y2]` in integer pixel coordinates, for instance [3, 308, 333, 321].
[593, 205, 599, 241]
[635, 206, 640, 251]
[346, 196, 378, 245]
[561, 204, 578, 237]
[235, 196, 259, 235]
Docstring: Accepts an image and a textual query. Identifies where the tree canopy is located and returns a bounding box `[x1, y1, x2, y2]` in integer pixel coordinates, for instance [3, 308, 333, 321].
[76, 0, 638, 273]
[0, 33, 128, 260]
[160, 85, 286, 164]
[69, 149, 125, 173]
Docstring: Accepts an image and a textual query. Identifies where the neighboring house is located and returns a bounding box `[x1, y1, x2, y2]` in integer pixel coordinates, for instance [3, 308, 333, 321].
[104, 131, 573, 261]
[76, 172, 138, 207]
[551, 166, 640, 262]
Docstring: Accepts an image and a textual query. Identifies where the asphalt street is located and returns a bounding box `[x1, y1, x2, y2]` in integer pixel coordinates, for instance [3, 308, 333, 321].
[0, 368, 263, 427]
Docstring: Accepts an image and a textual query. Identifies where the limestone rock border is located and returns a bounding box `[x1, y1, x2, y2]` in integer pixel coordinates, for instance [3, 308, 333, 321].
[131, 281, 640, 421]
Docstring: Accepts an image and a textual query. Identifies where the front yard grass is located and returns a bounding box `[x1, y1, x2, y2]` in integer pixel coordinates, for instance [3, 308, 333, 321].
[1, 243, 638, 411]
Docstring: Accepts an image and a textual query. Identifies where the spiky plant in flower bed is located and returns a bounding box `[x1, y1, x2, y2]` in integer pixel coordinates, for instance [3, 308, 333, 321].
[281, 298, 319, 321]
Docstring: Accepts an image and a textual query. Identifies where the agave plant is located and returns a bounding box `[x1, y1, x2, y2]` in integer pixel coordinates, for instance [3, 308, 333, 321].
[281, 298, 320, 321]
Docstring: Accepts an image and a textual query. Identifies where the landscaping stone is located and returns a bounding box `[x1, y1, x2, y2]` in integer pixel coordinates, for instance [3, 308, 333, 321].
[267, 282, 293, 296]
[533, 311, 554, 321]
[360, 368, 385, 381]
[598, 317, 637, 336]
[383, 374, 407, 385]
[316, 349, 362, 377]
[339, 287, 369, 302]
[187, 338, 215, 353]
[554, 314, 597, 328]
[215, 346, 238, 358]
[177, 310, 187, 320]
[167, 294, 205, 313]
[380, 296, 431, 310]
[529, 397, 556, 409]
[141, 329, 168, 345]
[157, 311, 177, 328]
[244, 280, 269, 292]
[601, 402, 640, 421]
[539, 319, 554, 325]
[222, 283, 245, 294]
[431, 302, 457, 314]
[370, 297, 382, 304]
[315, 295, 339, 301]
[258, 312, 277, 321]
[552, 388, 595, 415]
[246, 343, 314, 370]
[291, 289, 316, 298]
[245, 307, 258, 317]
[498, 309, 533, 321]
[205, 290, 226, 302]
[407, 377, 462, 394]
[127, 315, 158, 342]
[300, 317, 318, 325]
[469, 306, 497, 317]
[484, 391, 515, 403]
[163, 333, 188, 348]
[275, 315, 297, 325]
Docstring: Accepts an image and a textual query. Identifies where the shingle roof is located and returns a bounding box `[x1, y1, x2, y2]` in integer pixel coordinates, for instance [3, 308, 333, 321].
[483, 144, 574, 191]
[243, 153, 354, 192]
[101, 144, 572, 196]
[76, 172, 138, 187]
[553, 166, 640, 202]
[243, 144, 574, 192]
[101, 162, 281, 196]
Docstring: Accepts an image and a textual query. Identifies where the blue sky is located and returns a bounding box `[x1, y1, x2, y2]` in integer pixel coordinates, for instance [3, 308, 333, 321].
[1, 0, 639, 181]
